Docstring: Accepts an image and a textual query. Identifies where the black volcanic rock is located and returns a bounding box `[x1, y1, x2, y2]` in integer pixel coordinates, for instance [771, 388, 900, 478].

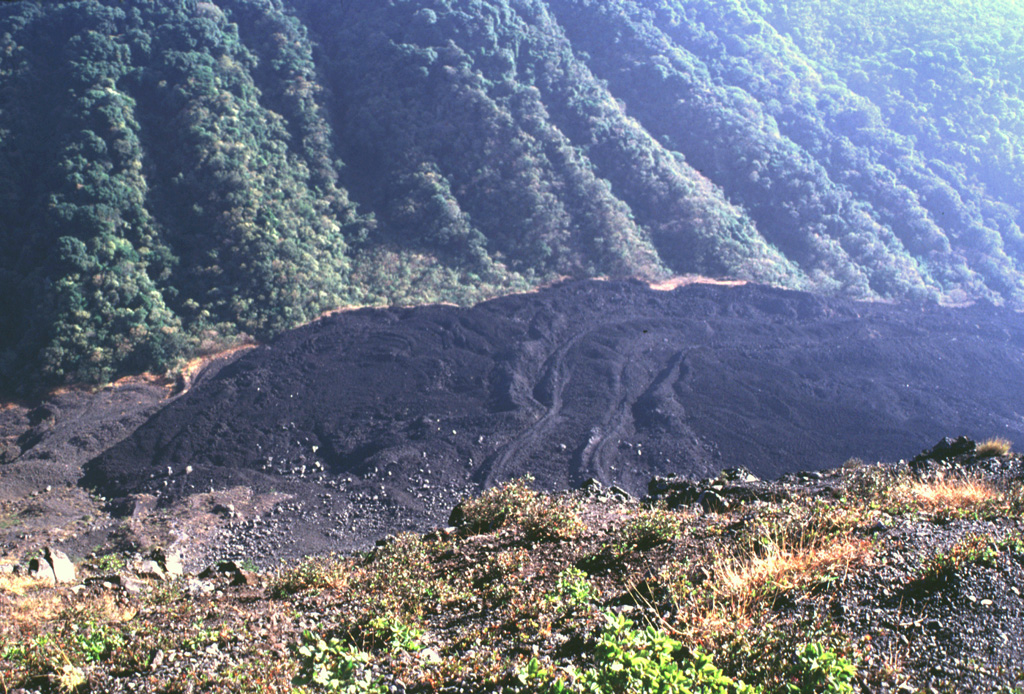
[83, 280, 1024, 551]
[912, 436, 977, 464]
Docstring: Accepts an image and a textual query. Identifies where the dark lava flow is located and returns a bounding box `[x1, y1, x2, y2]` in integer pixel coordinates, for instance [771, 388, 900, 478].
[83, 280, 1024, 553]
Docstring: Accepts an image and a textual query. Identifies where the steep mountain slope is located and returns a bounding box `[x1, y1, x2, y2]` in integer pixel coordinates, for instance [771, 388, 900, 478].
[80, 280, 1024, 554]
[1, 0, 1022, 391]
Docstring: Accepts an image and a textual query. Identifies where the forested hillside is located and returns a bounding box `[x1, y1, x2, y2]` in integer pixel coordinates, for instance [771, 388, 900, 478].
[1, 0, 1022, 391]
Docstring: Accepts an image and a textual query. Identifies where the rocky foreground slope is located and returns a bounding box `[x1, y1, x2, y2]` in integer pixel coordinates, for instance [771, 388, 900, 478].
[2, 437, 1023, 693]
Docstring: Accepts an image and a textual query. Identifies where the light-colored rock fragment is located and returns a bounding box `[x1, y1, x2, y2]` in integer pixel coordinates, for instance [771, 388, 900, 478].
[45, 547, 77, 584]
[162, 552, 184, 577]
[136, 559, 167, 581]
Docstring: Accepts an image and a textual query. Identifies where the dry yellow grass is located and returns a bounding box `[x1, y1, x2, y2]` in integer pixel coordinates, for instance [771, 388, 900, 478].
[56, 664, 87, 692]
[0, 585, 63, 642]
[63, 591, 137, 624]
[714, 536, 872, 604]
[0, 572, 53, 596]
[1, 586, 136, 667]
[665, 532, 873, 639]
[900, 475, 999, 513]
[976, 437, 1013, 457]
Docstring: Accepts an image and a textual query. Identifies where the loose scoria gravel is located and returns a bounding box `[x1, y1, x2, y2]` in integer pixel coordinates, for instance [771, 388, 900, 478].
[83, 280, 1024, 555]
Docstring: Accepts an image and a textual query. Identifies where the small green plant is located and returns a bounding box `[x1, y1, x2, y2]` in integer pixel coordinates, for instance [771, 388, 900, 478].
[618, 508, 683, 551]
[515, 612, 758, 693]
[365, 614, 423, 653]
[1005, 482, 1024, 518]
[786, 642, 856, 694]
[145, 579, 184, 606]
[181, 624, 221, 652]
[556, 567, 598, 608]
[0, 513, 22, 530]
[87, 553, 127, 574]
[1, 632, 86, 691]
[543, 567, 599, 614]
[842, 460, 895, 506]
[998, 532, 1024, 555]
[293, 632, 385, 693]
[73, 621, 126, 663]
[2, 639, 30, 665]
[712, 623, 859, 693]
[514, 656, 572, 693]
[911, 535, 1000, 590]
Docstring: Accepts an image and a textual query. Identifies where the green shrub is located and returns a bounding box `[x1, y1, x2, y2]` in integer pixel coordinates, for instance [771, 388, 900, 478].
[293, 633, 385, 693]
[272, 556, 347, 597]
[543, 567, 598, 613]
[363, 534, 444, 619]
[457, 477, 584, 541]
[520, 497, 586, 542]
[365, 614, 423, 653]
[458, 477, 539, 533]
[785, 643, 856, 694]
[582, 612, 756, 694]
[619, 508, 684, 551]
[515, 612, 757, 693]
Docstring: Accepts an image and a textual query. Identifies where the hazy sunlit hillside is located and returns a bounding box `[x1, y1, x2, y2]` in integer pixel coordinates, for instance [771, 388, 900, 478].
[1, 0, 1022, 390]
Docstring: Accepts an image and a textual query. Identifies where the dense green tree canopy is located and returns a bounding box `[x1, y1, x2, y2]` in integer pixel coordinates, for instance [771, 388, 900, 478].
[0, 0, 1021, 391]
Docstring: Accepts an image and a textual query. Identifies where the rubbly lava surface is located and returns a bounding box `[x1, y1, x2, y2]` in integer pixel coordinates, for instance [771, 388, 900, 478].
[83, 280, 1024, 553]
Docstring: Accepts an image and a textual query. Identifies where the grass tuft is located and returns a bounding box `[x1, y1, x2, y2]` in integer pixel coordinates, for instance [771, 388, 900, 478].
[0, 573, 52, 597]
[976, 437, 1013, 457]
[710, 536, 872, 625]
[879, 474, 1004, 519]
[909, 535, 1000, 591]
[271, 555, 350, 597]
[904, 475, 999, 512]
